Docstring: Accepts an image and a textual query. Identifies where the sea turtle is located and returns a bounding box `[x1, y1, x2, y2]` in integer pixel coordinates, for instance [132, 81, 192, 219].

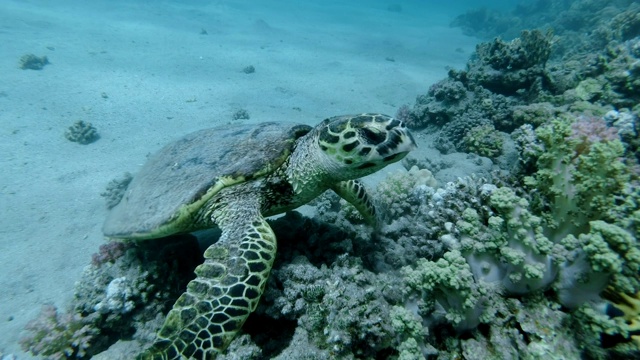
[103, 113, 416, 359]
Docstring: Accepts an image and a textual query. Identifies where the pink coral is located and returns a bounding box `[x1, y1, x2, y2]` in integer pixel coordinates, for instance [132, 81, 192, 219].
[568, 116, 619, 155]
[91, 241, 128, 267]
[19, 304, 99, 359]
[394, 104, 412, 123]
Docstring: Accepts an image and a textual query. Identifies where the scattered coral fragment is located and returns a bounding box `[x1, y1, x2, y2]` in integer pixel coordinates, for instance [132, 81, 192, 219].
[64, 121, 99, 144]
[19, 54, 49, 70]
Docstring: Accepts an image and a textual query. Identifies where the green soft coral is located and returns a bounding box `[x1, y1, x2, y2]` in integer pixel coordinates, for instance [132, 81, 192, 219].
[570, 303, 634, 357]
[525, 116, 628, 240]
[523, 115, 639, 295]
[391, 305, 427, 359]
[390, 305, 425, 341]
[487, 187, 554, 255]
[398, 338, 426, 360]
[402, 250, 487, 330]
[456, 187, 560, 294]
[581, 221, 640, 294]
[458, 187, 551, 256]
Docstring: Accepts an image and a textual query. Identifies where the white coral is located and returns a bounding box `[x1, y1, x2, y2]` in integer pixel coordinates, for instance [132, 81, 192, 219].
[94, 276, 136, 314]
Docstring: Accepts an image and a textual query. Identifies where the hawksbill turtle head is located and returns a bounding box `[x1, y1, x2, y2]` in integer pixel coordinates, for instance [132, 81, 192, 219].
[316, 113, 417, 179]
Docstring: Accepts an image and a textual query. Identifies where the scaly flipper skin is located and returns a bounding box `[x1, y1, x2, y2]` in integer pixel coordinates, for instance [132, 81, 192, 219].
[331, 180, 378, 226]
[138, 191, 276, 360]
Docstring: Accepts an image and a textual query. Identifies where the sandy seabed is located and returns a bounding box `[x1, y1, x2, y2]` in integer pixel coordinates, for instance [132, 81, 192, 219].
[0, 0, 477, 357]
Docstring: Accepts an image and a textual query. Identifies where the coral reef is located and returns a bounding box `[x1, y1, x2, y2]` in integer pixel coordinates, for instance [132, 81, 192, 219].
[20, 235, 201, 359]
[64, 121, 99, 145]
[384, 4, 639, 356]
[26, 3, 640, 359]
[511, 102, 565, 128]
[375, 165, 437, 219]
[456, 295, 581, 359]
[19, 304, 99, 359]
[399, 11, 640, 164]
[397, 29, 556, 157]
[433, 116, 490, 154]
[263, 255, 398, 358]
[526, 115, 628, 234]
[19, 54, 49, 70]
[472, 29, 552, 95]
[403, 249, 493, 331]
[394, 109, 639, 357]
[91, 242, 128, 268]
[30, 155, 640, 359]
[451, 1, 639, 59]
[402, 77, 473, 130]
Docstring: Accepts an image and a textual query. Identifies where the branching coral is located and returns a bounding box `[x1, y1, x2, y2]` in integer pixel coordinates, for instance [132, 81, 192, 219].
[19, 304, 99, 359]
[64, 121, 99, 145]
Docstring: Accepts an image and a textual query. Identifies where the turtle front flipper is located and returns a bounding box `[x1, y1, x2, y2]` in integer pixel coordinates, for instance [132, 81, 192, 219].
[138, 198, 276, 360]
[331, 179, 378, 226]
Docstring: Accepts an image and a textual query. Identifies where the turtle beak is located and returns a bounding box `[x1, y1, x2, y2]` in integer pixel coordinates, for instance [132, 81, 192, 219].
[398, 123, 417, 150]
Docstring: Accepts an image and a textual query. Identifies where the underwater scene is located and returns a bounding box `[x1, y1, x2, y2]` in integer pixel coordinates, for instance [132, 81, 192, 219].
[1, 0, 640, 359]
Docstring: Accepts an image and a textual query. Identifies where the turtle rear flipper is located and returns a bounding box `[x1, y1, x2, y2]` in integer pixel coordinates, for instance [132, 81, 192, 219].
[139, 194, 276, 359]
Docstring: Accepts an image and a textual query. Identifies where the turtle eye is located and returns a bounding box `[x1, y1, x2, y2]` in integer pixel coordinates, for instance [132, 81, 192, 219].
[360, 128, 386, 145]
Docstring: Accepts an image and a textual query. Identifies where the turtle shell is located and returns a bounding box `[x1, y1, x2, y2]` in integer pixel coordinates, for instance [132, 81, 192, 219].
[103, 122, 312, 239]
